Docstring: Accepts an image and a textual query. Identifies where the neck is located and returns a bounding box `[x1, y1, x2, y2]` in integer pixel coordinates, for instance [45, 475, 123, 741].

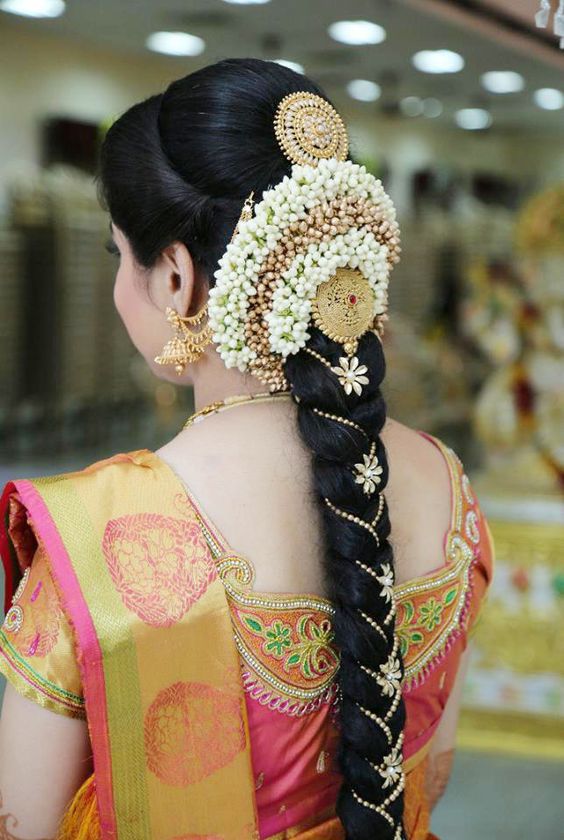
[189, 346, 282, 411]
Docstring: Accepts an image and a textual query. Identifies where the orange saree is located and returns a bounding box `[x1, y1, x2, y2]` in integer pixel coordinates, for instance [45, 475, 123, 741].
[0, 434, 494, 839]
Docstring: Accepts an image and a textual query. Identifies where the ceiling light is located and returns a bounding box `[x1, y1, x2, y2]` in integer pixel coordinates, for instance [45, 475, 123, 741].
[400, 96, 424, 117]
[146, 31, 205, 57]
[328, 20, 386, 46]
[455, 108, 492, 130]
[481, 71, 524, 93]
[0, 0, 65, 17]
[412, 49, 464, 74]
[422, 98, 443, 118]
[273, 59, 305, 74]
[347, 79, 381, 102]
[533, 87, 564, 110]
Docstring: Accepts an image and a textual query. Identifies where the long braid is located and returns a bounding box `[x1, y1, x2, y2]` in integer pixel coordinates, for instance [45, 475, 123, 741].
[284, 326, 406, 839]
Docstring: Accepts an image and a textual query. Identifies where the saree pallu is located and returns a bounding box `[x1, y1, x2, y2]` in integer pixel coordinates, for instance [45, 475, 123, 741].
[0, 442, 493, 839]
[1, 451, 259, 839]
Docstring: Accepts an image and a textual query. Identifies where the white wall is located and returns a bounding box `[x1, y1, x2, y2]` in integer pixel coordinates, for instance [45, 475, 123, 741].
[0, 18, 563, 219]
[0, 20, 188, 215]
[345, 112, 564, 217]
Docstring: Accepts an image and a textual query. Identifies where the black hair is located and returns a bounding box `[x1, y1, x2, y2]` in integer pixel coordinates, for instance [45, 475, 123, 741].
[98, 57, 406, 839]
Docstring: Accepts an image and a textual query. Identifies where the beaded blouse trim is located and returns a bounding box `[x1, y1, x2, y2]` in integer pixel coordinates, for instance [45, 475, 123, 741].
[174, 435, 482, 708]
[394, 438, 481, 691]
[217, 554, 340, 715]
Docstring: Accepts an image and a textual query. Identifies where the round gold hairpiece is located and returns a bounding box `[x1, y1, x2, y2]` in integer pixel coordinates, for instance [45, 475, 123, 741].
[274, 91, 349, 167]
[311, 268, 376, 356]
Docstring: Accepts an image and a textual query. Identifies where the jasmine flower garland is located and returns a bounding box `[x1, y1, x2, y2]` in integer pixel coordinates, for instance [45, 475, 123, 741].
[209, 158, 400, 372]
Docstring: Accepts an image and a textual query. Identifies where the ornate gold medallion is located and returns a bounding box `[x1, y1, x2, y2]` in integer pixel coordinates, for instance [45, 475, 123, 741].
[311, 268, 375, 355]
[274, 92, 348, 166]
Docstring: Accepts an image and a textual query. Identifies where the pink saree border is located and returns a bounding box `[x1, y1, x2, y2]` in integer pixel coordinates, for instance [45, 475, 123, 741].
[9, 478, 117, 837]
[0, 480, 18, 615]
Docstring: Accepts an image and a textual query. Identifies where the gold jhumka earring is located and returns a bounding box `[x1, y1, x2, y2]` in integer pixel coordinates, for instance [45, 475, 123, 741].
[154, 305, 212, 375]
[153, 192, 256, 376]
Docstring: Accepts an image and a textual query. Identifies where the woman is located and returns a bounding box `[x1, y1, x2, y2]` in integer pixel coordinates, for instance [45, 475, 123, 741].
[0, 59, 493, 840]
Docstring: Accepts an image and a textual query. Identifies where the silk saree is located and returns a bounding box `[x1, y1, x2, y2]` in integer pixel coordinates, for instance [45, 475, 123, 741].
[0, 433, 494, 839]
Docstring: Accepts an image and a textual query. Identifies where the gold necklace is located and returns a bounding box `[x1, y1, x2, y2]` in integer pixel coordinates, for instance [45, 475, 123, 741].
[182, 390, 293, 429]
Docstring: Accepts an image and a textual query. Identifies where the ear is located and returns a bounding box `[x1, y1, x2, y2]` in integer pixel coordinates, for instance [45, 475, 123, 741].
[160, 241, 206, 316]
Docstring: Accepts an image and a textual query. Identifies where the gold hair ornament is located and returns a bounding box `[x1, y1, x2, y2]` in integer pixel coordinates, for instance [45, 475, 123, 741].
[311, 268, 375, 357]
[274, 91, 349, 166]
[209, 92, 401, 394]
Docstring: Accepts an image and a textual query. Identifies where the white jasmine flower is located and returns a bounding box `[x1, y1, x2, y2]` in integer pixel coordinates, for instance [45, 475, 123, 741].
[210, 159, 397, 370]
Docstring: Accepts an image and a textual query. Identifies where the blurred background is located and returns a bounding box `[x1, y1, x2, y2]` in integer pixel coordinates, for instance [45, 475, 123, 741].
[0, 1, 562, 836]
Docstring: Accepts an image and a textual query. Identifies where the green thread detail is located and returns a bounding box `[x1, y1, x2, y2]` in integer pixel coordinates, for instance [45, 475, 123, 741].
[239, 612, 338, 681]
[419, 598, 443, 631]
[403, 601, 415, 623]
[244, 616, 263, 633]
[0, 629, 84, 706]
[264, 621, 292, 656]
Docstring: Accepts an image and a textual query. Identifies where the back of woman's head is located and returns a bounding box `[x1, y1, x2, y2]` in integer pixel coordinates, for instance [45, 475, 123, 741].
[99, 58, 325, 277]
[99, 57, 406, 840]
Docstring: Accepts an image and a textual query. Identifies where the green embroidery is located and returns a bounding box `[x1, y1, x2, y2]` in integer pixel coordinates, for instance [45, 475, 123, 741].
[397, 583, 461, 663]
[0, 628, 84, 708]
[239, 610, 338, 681]
[264, 620, 292, 657]
[398, 625, 424, 658]
[403, 601, 415, 622]
[419, 598, 443, 631]
[244, 616, 262, 633]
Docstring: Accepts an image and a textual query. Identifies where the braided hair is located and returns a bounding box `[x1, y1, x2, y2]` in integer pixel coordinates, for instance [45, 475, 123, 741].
[284, 328, 405, 837]
[99, 57, 406, 839]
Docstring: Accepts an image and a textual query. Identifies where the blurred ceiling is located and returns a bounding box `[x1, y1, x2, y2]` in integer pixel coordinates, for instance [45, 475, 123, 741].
[480, 0, 557, 30]
[1, 0, 563, 133]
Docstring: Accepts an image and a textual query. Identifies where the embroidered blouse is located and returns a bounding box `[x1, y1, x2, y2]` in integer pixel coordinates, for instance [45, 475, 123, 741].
[0, 432, 494, 839]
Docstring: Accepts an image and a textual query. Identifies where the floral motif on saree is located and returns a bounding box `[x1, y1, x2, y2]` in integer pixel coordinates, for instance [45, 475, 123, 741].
[144, 680, 246, 786]
[0, 451, 261, 839]
[102, 513, 217, 627]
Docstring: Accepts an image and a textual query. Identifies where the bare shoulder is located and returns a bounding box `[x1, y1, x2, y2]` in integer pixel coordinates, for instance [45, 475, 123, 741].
[381, 418, 453, 583]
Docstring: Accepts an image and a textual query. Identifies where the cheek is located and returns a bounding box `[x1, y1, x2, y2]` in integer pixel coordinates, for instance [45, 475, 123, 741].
[113, 262, 141, 332]
[113, 262, 160, 357]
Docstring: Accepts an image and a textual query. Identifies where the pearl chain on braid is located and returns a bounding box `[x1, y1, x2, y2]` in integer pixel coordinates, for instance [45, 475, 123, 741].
[306, 357, 405, 831]
[287, 346, 406, 834]
[330, 479, 405, 831]
[324, 495, 405, 828]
